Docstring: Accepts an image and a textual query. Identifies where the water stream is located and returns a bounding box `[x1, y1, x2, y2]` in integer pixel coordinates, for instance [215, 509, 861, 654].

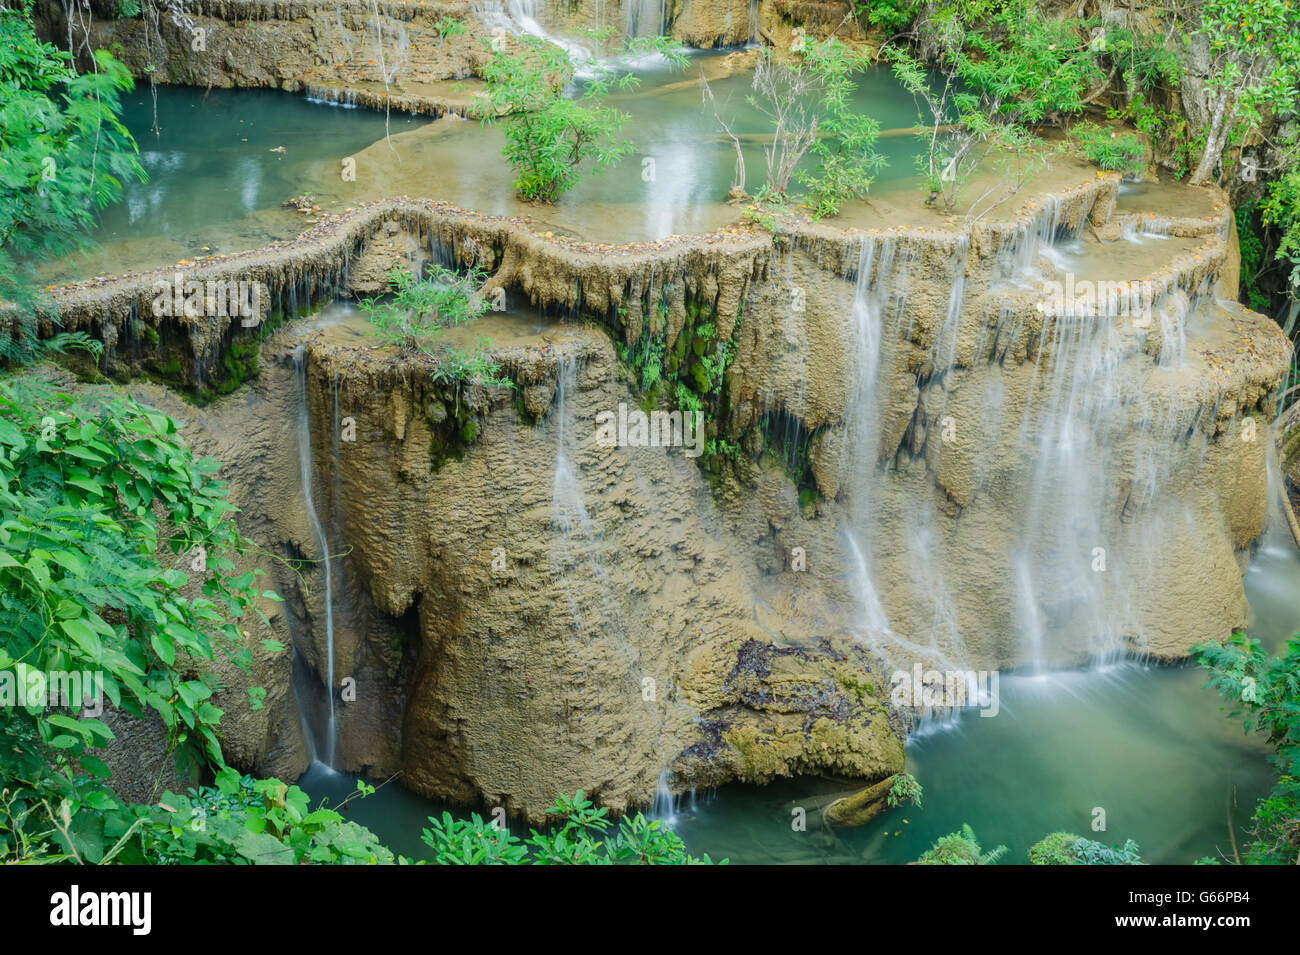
[292, 344, 339, 768]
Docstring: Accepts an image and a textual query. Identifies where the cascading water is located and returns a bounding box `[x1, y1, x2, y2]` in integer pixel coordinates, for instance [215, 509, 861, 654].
[293, 344, 338, 768]
[472, 0, 597, 73]
[624, 0, 665, 37]
[833, 196, 1228, 700]
[548, 351, 684, 822]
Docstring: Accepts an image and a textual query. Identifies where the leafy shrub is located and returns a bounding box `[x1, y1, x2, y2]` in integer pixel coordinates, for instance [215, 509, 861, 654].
[915, 823, 1006, 864]
[1194, 631, 1300, 864]
[478, 33, 685, 203]
[887, 772, 923, 809]
[1028, 831, 1079, 864]
[0, 374, 275, 863]
[420, 790, 722, 865]
[1072, 122, 1146, 177]
[1069, 837, 1143, 865]
[358, 266, 512, 388]
[1029, 832, 1143, 864]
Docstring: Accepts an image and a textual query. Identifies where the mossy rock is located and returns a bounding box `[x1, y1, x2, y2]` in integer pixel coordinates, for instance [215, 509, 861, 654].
[1029, 831, 1082, 865]
[690, 360, 711, 393]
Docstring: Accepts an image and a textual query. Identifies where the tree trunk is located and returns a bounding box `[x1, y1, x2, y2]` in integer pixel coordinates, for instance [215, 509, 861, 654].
[1191, 87, 1233, 185]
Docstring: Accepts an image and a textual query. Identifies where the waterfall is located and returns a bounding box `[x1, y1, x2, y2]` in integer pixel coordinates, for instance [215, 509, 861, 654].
[649, 769, 677, 824]
[293, 345, 338, 768]
[549, 352, 683, 821]
[624, 0, 664, 37]
[994, 198, 1065, 287]
[472, 0, 597, 73]
[839, 237, 904, 644]
[833, 204, 1219, 686]
[551, 354, 592, 535]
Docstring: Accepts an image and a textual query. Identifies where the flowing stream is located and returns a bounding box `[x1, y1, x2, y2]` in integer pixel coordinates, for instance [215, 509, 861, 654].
[292, 344, 338, 768]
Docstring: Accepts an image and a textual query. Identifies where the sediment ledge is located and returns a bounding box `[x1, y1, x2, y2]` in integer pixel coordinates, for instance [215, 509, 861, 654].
[31, 172, 1283, 441]
[50, 0, 763, 116]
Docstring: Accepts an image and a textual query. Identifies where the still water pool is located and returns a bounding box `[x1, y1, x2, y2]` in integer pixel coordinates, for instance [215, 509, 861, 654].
[300, 523, 1297, 864]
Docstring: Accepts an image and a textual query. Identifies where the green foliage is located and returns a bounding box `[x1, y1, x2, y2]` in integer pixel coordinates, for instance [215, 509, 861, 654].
[886, 772, 923, 809]
[478, 33, 685, 202]
[1190, 0, 1300, 183]
[1194, 631, 1300, 864]
[915, 823, 1006, 864]
[886, 0, 1104, 213]
[1028, 830, 1080, 865]
[420, 790, 722, 865]
[1236, 200, 1274, 315]
[1260, 169, 1300, 333]
[0, 373, 276, 862]
[853, 0, 922, 33]
[1028, 831, 1142, 864]
[797, 38, 886, 219]
[358, 266, 512, 389]
[131, 772, 393, 864]
[0, 11, 145, 318]
[1069, 836, 1144, 865]
[1072, 122, 1146, 178]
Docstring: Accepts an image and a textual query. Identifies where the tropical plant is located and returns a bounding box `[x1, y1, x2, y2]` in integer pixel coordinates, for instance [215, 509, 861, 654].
[1069, 836, 1144, 865]
[798, 38, 887, 219]
[0, 9, 144, 318]
[357, 266, 512, 388]
[1194, 630, 1300, 864]
[915, 823, 1006, 864]
[1260, 168, 1300, 337]
[0, 373, 276, 862]
[1072, 121, 1147, 178]
[419, 790, 722, 865]
[477, 32, 686, 202]
[1029, 831, 1144, 864]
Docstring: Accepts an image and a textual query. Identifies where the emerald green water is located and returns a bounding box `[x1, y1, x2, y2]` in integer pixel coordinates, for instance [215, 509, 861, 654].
[73, 87, 413, 277]
[300, 523, 1296, 864]
[73, 61, 1292, 867]
[63, 55, 923, 278]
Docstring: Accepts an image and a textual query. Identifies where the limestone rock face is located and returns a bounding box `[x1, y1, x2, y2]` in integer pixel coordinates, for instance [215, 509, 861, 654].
[285, 328, 902, 821]
[42, 154, 1289, 821]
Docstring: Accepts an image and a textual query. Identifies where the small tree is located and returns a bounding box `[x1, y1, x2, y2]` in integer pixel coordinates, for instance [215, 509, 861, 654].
[798, 38, 887, 219]
[478, 33, 686, 203]
[748, 49, 823, 200]
[705, 38, 886, 216]
[1188, 0, 1300, 186]
[885, 0, 1104, 214]
[0, 10, 144, 317]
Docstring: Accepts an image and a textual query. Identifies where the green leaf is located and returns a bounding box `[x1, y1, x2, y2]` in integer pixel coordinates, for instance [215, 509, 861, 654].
[79, 755, 111, 778]
[151, 631, 175, 666]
